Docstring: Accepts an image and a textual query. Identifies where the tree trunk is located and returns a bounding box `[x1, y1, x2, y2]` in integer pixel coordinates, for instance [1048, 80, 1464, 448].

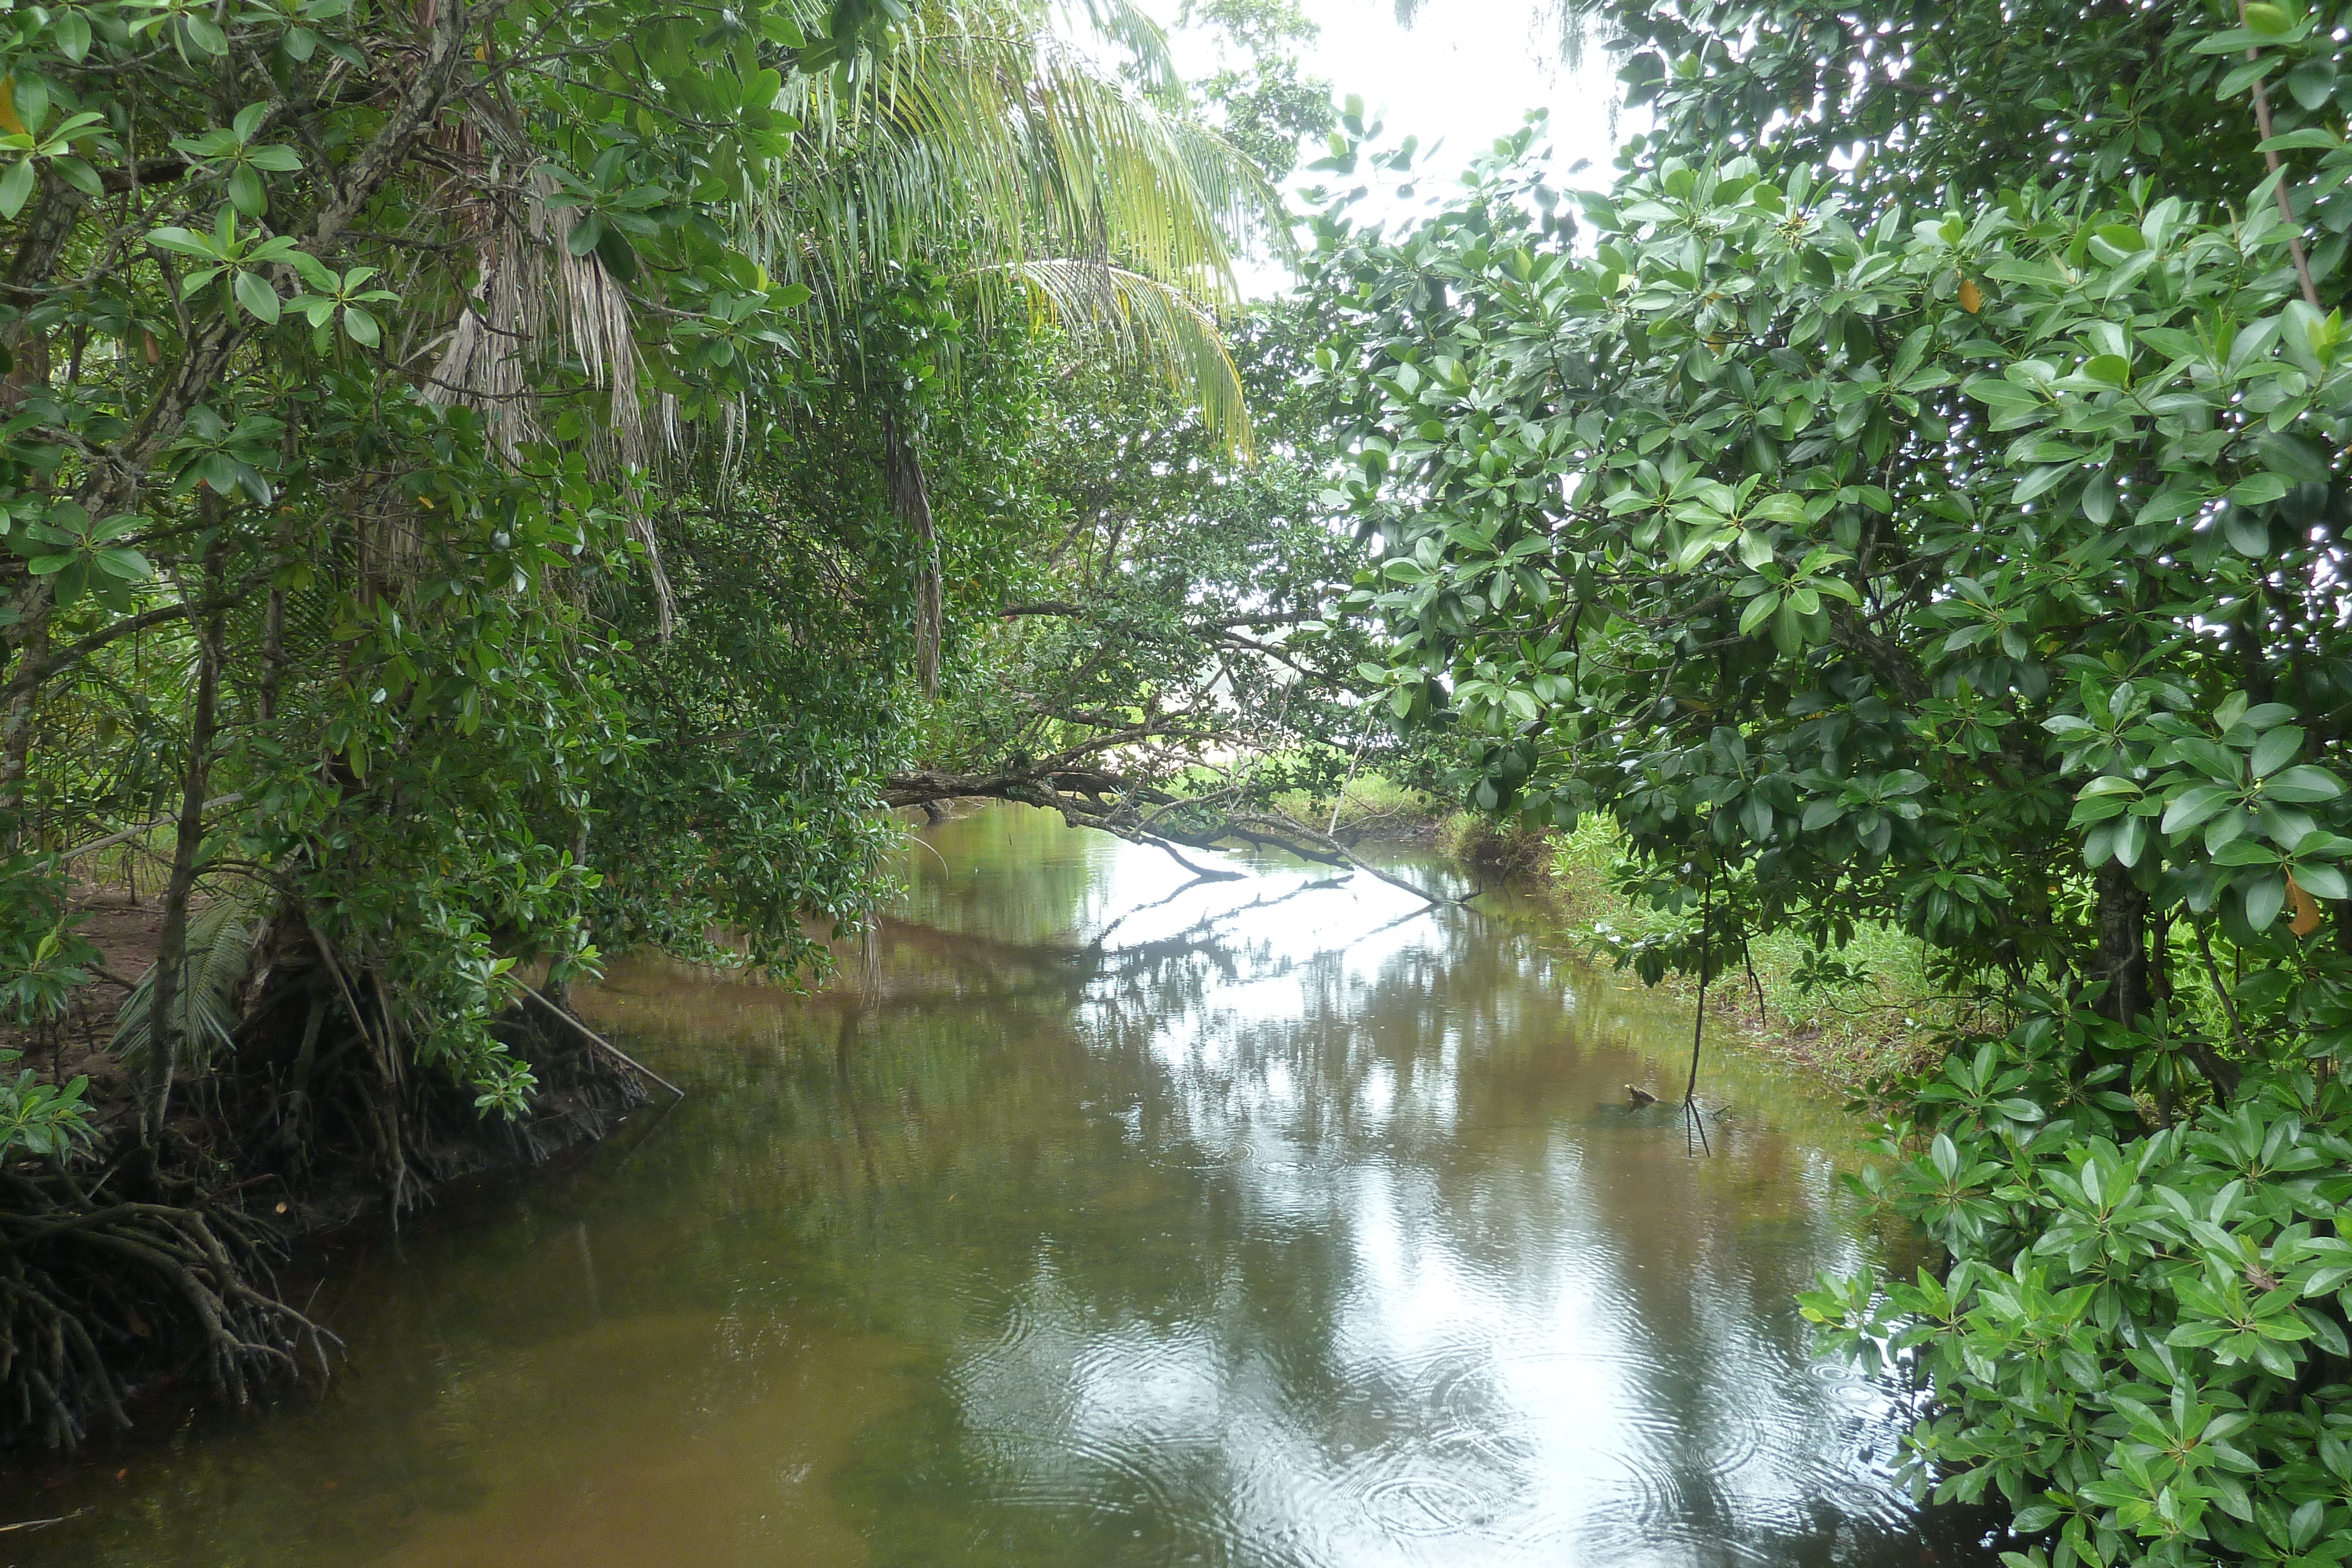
[2092, 861, 2149, 1028]
[150, 539, 226, 1127]
[883, 412, 942, 696]
[0, 613, 45, 831]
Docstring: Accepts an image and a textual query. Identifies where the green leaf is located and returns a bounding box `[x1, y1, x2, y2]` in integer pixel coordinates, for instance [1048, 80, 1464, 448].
[90, 546, 150, 581]
[2013, 464, 2075, 504]
[2259, 126, 2343, 151]
[2266, 764, 2341, 803]
[2163, 784, 2233, 834]
[145, 226, 214, 257]
[2252, 724, 2304, 778]
[50, 157, 99, 200]
[233, 269, 280, 325]
[182, 12, 228, 54]
[53, 9, 91, 61]
[227, 163, 265, 218]
[2287, 58, 2338, 111]
[2297, 862, 2349, 900]
[2247, 874, 2288, 931]
[0, 159, 35, 222]
[12, 77, 48, 138]
[342, 306, 380, 347]
[593, 225, 639, 284]
[2230, 472, 2292, 506]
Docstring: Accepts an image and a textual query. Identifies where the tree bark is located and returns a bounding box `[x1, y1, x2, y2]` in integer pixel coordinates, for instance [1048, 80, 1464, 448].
[149, 538, 226, 1127]
[2091, 861, 2149, 1028]
[883, 412, 942, 696]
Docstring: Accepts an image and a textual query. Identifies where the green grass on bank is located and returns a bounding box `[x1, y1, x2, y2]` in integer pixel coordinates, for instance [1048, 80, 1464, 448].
[1265, 772, 1440, 842]
[1455, 814, 1968, 1098]
[1219, 770, 1966, 1096]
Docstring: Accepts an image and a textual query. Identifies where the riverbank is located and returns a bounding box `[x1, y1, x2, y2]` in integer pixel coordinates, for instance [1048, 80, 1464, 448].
[1285, 779, 1963, 1103]
[0, 877, 647, 1451]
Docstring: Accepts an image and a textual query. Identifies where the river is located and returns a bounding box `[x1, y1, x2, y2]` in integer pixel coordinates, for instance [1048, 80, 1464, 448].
[2, 805, 2000, 1566]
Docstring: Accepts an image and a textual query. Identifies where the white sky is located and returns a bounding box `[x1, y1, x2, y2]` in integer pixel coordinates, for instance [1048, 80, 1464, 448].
[1152, 0, 1643, 296]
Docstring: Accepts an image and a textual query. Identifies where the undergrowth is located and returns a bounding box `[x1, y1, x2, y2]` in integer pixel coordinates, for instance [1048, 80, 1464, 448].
[1462, 814, 1967, 1098]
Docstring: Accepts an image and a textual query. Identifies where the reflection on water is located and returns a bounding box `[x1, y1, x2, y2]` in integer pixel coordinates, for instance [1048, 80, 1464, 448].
[1, 806, 1997, 1566]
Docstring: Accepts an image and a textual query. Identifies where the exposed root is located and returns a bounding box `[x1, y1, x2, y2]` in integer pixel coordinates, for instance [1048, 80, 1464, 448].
[0, 1172, 338, 1449]
[0, 910, 646, 1449]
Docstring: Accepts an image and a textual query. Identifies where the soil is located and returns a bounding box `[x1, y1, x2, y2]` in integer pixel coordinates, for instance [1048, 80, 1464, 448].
[15, 877, 643, 1253]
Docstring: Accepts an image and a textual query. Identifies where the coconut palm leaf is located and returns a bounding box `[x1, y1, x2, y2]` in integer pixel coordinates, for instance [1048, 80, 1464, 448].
[111, 896, 260, 1084]
[754, 0, 1277, 445]
[988, 259, 1252, 453]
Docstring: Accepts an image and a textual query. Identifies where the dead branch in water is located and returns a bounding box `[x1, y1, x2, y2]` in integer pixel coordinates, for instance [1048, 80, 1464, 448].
[888, 748, 1456, 908]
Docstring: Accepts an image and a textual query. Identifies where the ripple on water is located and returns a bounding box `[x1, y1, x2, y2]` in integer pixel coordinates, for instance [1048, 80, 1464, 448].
[1362, 1472, 1511, 1538]
[1291, 1430, 1524, 1554]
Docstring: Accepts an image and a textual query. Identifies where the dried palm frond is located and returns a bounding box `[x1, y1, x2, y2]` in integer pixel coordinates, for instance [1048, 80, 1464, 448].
[425, 160, 675, 633]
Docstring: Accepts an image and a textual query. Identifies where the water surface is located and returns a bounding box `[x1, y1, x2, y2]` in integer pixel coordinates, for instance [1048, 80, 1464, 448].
[4, 806, 1996, 1566]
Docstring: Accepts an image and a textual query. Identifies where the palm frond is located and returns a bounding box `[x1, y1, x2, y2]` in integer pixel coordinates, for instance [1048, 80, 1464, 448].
[1058, 0, 1184, 106]
[753, 0, 1277, 402]
[990, 259, 1252, 453]
[111, 895, 261, 1084]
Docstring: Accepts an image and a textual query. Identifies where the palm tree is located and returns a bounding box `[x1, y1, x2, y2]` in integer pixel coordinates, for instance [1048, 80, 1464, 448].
[431, 0, 1278, 686]
[761, 0, 1270, 443]
[761, 1, 1280, 688]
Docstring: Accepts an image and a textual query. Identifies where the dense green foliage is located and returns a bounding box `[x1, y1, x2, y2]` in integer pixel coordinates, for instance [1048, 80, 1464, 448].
[0, 0, 1272, 1122]
[1298, 2, 2352, 1562]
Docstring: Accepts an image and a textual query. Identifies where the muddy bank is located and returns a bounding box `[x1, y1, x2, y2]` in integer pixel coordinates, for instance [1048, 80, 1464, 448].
[0, 884, 649, 1452]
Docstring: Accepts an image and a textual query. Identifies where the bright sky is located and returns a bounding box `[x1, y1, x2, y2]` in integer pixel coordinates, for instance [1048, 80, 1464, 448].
[1155, 0, 1643, 295]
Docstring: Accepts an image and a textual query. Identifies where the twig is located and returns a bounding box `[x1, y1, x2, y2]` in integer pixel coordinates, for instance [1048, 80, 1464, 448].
[1255, 813, 1449, 907]
[1684, 852, 1713, 1158]
[516, 982, 684, 1100]
[302, 918, 377, 1060]
[1327, 710, 1377, 838]
[0, 1510, 82, 1533]
[48, 794, 245, 867]
[905, 831, 951, 875]
[2241, 0, 2323, 308]
[2192, 915, 2249, 1052]
[1138, 835, 1245, 882]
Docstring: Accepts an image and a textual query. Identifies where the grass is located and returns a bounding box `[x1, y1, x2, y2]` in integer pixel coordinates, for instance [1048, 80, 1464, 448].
[1459, 814, 1972, 1099]
[1222, 766, 1972, 1099]
[1265, 771, 1442, 842]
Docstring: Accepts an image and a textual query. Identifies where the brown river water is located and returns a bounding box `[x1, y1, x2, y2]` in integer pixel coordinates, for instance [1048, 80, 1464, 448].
[0, 805, 2003, 1566]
